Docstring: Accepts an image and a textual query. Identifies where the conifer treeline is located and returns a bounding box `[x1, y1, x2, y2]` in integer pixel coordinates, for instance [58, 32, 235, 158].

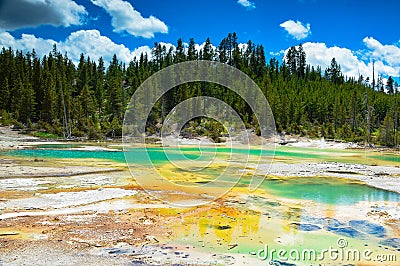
[0, 33, 399, 146]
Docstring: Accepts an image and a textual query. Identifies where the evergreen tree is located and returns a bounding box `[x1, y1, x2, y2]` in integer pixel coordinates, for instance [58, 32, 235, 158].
[0, 78, 10, 111]
[19, 78, 35, 123]
[174, 38, 186, 63]
[106, 54, 123, 120]
[386, 76, 394, 94]
[296, 44, 306, 78]
[0, 33, 398, 144]
[325, 58, 343, 84]
[94, 57, 105, 113]
[285, 46, 297, 76]
[187, 38, 197, 61]
[202, 37, 214, 60]
[41, 71, 55, 123]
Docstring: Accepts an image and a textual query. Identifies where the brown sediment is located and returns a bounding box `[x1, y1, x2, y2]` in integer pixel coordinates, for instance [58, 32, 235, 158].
[0, 208, 175, 247]
[0, 209, 179, 265]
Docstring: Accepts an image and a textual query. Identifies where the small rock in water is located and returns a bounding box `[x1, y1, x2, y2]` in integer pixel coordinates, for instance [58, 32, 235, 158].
[271, 261, 296, 266]
[0, 232, 19, 236]
[379, 238, 400, 249]
[217, 225, 231, 230]
[290, 222, 321, 231]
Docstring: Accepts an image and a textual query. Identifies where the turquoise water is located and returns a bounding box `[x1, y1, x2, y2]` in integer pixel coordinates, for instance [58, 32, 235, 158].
[5, 147, 213, 165]
[259, 177, 400, 205]
[3, 147, 400, 205]
[5, 146, 324, 163]
[6, 148, 127, 163]
[369, 155, 400, 163]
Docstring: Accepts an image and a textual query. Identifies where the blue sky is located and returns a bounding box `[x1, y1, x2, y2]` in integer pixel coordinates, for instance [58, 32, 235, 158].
[0, 0, 399, 82]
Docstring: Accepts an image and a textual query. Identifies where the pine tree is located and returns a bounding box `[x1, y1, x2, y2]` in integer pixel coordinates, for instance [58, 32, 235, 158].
[0, 33, 399, 143]
[80, 84, 94, 119]
[10, 76, 23, 119]
[19, 79, 35, 123]
[106, 54, 123, 120]
[174, 38, 186, 63]
[297, 44, 306, 78]
[0, 78, 10, 111]
[202, 37, 214, 60]
[94, 57, 105, 113]
[386, 76, 394, 94]
[41, 70, 55, 123]
[187, 38, 197, 61]
[325, 58, 343, 84]
[379, 112, 395, 146]
[285, 46, 297, 76]
[218, 37, 228, 63]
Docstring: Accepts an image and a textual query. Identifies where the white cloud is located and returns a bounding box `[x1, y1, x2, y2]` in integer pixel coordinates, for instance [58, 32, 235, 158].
[63, 30, 151, 64]
[300, 42, 370, 78]
[363, 37, 400, 67]
[237, 0, 256, 10]
[0, 0, 87, 30]
[280, 20, 311, 40]
[270, 50, 285, 57]
[238, 43, 248, 52]
[0, 30, 152, 66]
[0, 32, 57, 56]
[90, 0, 168, 38]
[283, 40, 400, 81]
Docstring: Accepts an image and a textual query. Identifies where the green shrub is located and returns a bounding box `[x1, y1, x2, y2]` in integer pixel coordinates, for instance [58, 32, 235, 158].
[1, 110, 11, 126]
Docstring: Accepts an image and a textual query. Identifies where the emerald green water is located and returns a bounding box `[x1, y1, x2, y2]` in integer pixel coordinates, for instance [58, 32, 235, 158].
[6, 148, 127, 163]
[6, 147, 214, 165]
[4, 146, 400, 205]
[259, 177, 399, 204]
[370, 154, 400, 163]
[6, 146, 323, 163]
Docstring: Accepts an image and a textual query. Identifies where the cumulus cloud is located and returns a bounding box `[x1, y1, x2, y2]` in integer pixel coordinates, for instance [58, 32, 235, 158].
[363, 37, 400, 67]
[280, 20, 311, 40]
[0, 32, 57, 56]
[0, 0, 87, 31]
[237, 0, 256, 10]
[300, 42, 371, 78]
[0, 30, 151, 66]
[283, 39, 400, 81]
[90, 0, 168, 38]
[63, 30, 151, 63]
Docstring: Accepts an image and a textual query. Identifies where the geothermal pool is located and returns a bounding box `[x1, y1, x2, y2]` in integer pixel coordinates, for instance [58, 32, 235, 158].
[1, 144, 399, 265]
